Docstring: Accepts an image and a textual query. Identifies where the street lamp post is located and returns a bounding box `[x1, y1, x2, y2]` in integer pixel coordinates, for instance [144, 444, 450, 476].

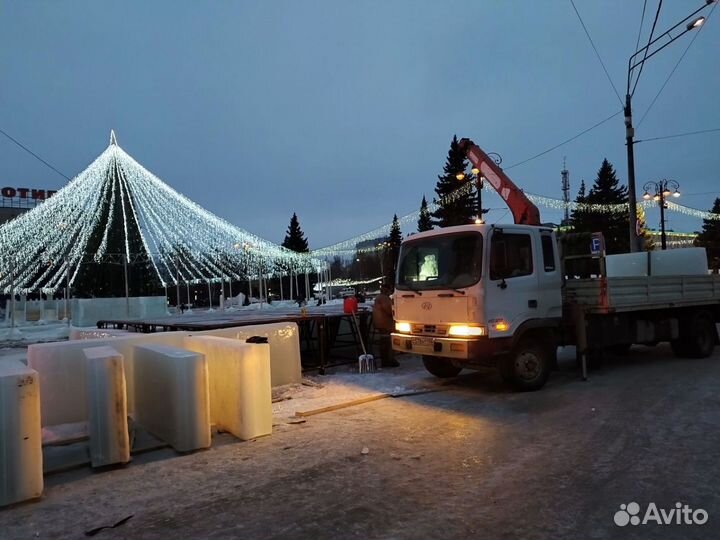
[642, 179, 681, 250]
[457, 153, 501, 224]
[625, 1, 712, 252]
[471, 166, 484, 223]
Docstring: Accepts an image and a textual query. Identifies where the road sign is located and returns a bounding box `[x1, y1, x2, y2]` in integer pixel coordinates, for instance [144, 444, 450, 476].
[590, 232, 605, 257]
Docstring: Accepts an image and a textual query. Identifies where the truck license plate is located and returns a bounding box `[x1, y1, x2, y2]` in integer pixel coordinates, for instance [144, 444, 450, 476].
[411, 337, 433, 349]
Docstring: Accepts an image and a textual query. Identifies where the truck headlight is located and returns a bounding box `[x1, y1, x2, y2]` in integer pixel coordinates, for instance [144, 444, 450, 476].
[448, 325, 486, 337]
[395, 322, 411, 333]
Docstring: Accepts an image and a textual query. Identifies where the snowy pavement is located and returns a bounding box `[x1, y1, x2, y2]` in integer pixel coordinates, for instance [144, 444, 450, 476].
[272, 361, 450, 423]
[3, 345, 720, 539]
[0, 322, 69, 349]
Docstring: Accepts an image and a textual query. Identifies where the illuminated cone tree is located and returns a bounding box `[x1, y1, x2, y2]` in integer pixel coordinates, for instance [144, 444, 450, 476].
[0, 131, 318, 295]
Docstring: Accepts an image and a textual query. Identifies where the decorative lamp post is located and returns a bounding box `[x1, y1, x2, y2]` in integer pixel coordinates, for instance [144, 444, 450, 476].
[457, 152, 501, 224]
[642, 179, 681, 250]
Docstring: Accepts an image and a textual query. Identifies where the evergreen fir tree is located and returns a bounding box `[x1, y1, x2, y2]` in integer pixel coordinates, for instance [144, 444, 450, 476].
[578, 179, 586, 200]
[431, 135, 476, 227]
[695, 198, 720, 271]
[570, 160, 629, 254]
[417, 195, 433, 232]
[387, 215, 402, 284]
[563, 180, 592, 271]
[282, 213, 309, 252]
[569, 180, 588, 230]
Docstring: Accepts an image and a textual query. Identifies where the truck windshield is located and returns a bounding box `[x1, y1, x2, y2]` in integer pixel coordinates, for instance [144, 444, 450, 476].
[396, 232, 482, 291]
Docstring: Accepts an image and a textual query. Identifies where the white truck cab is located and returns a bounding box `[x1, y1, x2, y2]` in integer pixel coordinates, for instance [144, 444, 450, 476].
[392, 223, 563, 390]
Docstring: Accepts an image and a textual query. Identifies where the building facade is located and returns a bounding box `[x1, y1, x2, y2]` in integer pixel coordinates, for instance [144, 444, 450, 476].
[0, 186, 56, 225]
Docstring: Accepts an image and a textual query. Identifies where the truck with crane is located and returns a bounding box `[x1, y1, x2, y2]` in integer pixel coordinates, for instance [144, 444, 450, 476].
[391, 138, 720, 390]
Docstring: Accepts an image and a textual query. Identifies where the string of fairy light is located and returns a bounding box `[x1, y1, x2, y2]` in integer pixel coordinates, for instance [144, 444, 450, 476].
[312, 182, 477, 256]
[312, 181, 719, 256]
[0, 132, 323, 294]
[1, 133, 717, 293]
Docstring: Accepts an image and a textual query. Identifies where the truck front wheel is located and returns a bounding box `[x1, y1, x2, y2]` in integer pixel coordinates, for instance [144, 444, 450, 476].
[500, 339, 551, 391]
[422, 356, 462, 378]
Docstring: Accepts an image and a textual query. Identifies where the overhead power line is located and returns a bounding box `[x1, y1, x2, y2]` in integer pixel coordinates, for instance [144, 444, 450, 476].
[630, 0, 662, 97]
[634, 0, 649, 55]
[680, 191, 720, 197]
[505, 110, 622, 170]
[569, 0, 624, 106]
[636, 127, 720, 143]
[0, 127, 71, 181]
[637, 1, 716, 127]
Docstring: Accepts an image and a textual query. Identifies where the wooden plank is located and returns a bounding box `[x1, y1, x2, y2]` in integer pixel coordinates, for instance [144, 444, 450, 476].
[294, 393, 389, 417]
[293, 387, 447, 417]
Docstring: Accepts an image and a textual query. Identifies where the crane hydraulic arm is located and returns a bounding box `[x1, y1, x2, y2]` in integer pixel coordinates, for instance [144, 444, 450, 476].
[458, 138, 541, 226]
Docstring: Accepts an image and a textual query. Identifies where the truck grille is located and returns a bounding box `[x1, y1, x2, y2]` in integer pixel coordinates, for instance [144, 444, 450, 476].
[411, 324, 448, 336]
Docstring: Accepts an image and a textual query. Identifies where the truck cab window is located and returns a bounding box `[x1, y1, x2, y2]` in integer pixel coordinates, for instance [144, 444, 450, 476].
[397, 232, 483, 291]
[490, 233, 533, 280]
[541, 234, 556, 272]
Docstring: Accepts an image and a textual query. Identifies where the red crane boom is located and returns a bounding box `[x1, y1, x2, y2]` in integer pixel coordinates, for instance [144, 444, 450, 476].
[458, 138, 541, 226]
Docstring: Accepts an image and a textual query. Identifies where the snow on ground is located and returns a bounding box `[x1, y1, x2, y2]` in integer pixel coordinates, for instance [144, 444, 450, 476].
[0, 299, 336, 349]
[0, 322, 69, 350]
[271, 358, 444, 423]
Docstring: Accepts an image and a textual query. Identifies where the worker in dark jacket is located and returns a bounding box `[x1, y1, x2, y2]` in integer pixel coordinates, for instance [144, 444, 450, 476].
[373, 284, 398, 367]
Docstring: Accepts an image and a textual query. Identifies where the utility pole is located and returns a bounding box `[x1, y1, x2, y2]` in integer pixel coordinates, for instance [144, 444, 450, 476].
[625, 94, 639, 252]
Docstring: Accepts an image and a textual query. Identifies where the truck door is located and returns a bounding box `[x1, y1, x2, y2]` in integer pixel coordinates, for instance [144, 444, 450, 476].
[484, 229, 540, 338]
[536, 231, 563, 318]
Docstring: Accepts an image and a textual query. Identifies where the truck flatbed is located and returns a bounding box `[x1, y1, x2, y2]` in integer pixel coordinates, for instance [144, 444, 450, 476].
[564, 274, 720, 314]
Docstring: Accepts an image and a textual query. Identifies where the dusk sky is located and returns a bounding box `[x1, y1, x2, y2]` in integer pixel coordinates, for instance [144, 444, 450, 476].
[1, 1, 718, 249]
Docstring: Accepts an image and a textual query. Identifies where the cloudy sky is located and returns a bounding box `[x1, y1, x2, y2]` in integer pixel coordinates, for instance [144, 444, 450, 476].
[1, 1, 718, 248]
